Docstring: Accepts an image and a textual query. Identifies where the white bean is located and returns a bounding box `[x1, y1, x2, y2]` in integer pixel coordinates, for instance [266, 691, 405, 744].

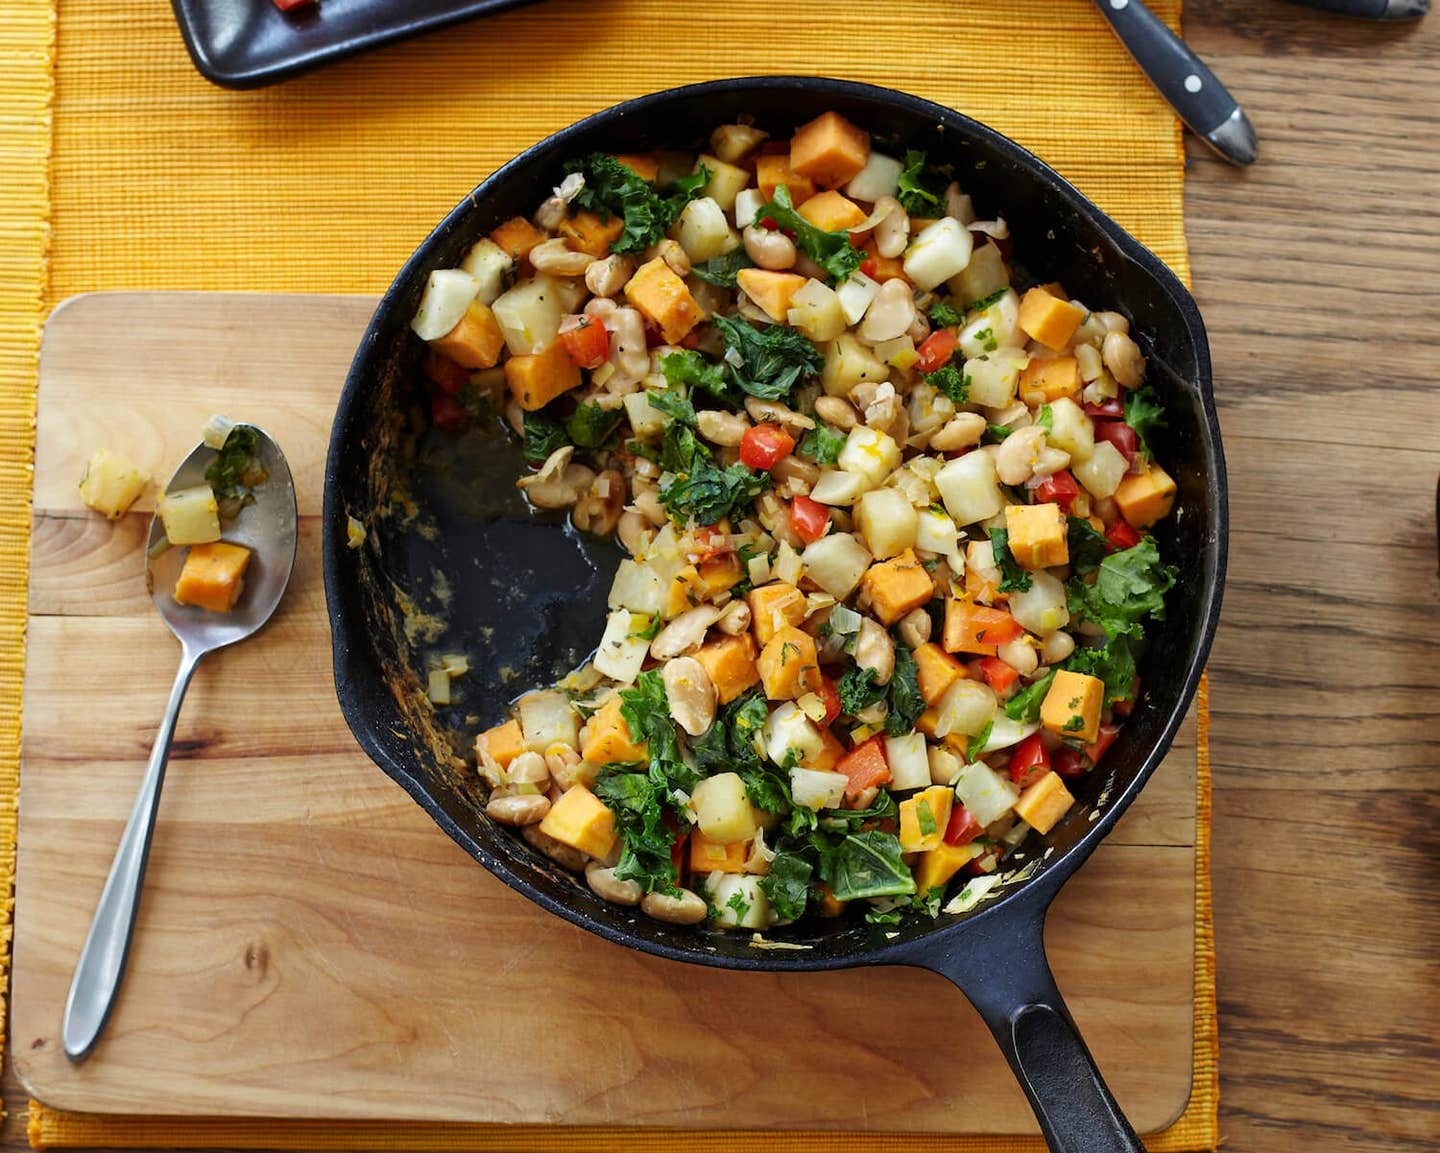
[1102, 331, 1146, 388]
[743, 225, 797, 271]
[585, 861, 643, 905]
[616, 509, 653, 556]
[697, 409, 751, 446]
[528, 238, 594, 277]
[996, 638, 1039, 678]
[644, 238, 691, 277]
[585, 254, 636, 298]
[1040, 630, 1076, 664]
[854, 617, 895, 686]
[929, 413, 987, 452]
[651, 606, 721, 660]
[641, 888, 709, 925]
[858, 277, 917, 344]
[814, 395, 858, 429]
[487, 793, 550, 826]
[715, 600, 752, 636]
[897, 607, 932, 649]
[995, 426, 1049, 486]
[872, 196, 910, 259]
[662, 656, 718, 736]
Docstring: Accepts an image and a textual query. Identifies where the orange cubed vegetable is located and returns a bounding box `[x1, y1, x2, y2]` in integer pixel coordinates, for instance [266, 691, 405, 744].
[173, 542, 251, 613]
[490, 216, 547, 260]
[859, 240, 907, 283]
[504, 339, 582, 412]
[757, 624, 823, 701]
[664, 564, 703, 617]
[899, 786, 955, 853]
[797, 190, 868, 233]
[558, 210, 625, 258]
[735, 268, 809, 324]
[913, 642, 966, 706]
[581, 694, 648, 766]
[1017, 287, 1086, 351]
[818, 885, 848, 917]
[1014, 771, 1076, 834]
[698, 554, 744, 598]
[804, 727, 847, 774]
[915, 840, 983, 893]
[789, 111, 871, 189]
[431, 299, 506, 370]
[1018, 356, 1081, 406]
[943, 601, 1023, 657]
[1040, 669, 1104, 744]
[624, 257, 705, 343]
[755, 153, 817, 205]
[748, 581, 806, 645]
[1004, 503, 1069, 570]
[690, 831, 751, 874]
[476, 718, 525, 770]
[860, 548, 935, 625]
[612, 153, 659, 182]
[1114, 464, 1177, 529]
[1038, 281, 1069, 300]
[693, 633, 761, 704]
[837, 734, 891, 800]
[539, 784, 617, 860]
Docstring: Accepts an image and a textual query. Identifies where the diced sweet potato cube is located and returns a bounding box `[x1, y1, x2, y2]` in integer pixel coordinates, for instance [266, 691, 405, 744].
[1004, 503, 1069, 570]
[431, 299, 506, 369]
[748, 581, 806, 645]
[915, 840, 982, 893]
[690, 831, 750, 874]
[943, 601, 1023, 657]
[757, 625, 823, 701]
[1018, 288, 1086, 351]
[913, 642, 966, 706]
[1018, 356, 1081, 406]
[804, 728, 847, 774]
[797, 190, 868, 233]
[664, 564, 703, 618]
[735, 268, 808, 324]
[173, 542, 251, 613]
[476, 718, 525, 770]
[539, 784, 617, 860]
[818, 885, 848, 917]
[1114, 464, 1177, 529]
[624, 257, 705, 343]
[1013, 770, 1076, 834]
[1041, 669, 1104, 744]
[504, 340, 581, 412]
[698, 554, 744, 598]
[859, 241, 907, 283]
[559, 210, 625, 258]
[755, 153, 817, 205]
[490, 216, 547, 260]
[837, 735, 891, 800]
[899, 786, 955, 853]
[693, 633, 761, 704]
[581, 694, 648, 766]
[860, 548, 934, 625]
[613, 153, 659, 182]
[789, 111, 871, 189]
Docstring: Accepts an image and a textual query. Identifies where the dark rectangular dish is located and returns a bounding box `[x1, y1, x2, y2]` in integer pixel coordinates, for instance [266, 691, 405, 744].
[170, 0, 538, 90]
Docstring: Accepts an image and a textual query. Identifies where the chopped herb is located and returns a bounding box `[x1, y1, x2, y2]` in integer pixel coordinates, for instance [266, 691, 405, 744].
[865, 907, 903, 925]
[989, 527, 1033, 593]
[754, 186, 862, 283]
[799, 422, 846, 465]
[986, 424, 1014, 442]
[837, 663, 886, 716]
[691, 248, 753, 288]
[618, 670, 700, 794]
[1063, 715, 1086, 732]
[712, 313, 824, 402]
[974, 326, 998, 352]
[928, 301, 966, 328]
[648, 387, 698, 428]
[628, 614, 662, 642]
[1066, 516, 1109, 577]
[966, 719, 995, 762]
[916, 800, 938, 837]
[1123, 385, 1167, 459]
[896, 149, 945, 217]
[566, 402, 622, 449]
[659, 454, 770, 525]
[1005, 671, 1056, 723]
[205, 425, 264, 505]
[925, 363, 969, 404]
[659, 349, 730, 402]
[884, 641, 925, 737]
[1036, 404, 1054, 434]
[1064, 636, 1138, 705]
[522, 412, 571, 464]
[725, 890, 752, 921]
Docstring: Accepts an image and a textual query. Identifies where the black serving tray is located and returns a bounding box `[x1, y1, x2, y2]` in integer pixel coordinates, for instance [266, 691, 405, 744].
[171, 0, 540, 89]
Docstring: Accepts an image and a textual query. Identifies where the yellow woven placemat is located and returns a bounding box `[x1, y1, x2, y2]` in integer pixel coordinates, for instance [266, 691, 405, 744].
[4, 0, 1216, 1147]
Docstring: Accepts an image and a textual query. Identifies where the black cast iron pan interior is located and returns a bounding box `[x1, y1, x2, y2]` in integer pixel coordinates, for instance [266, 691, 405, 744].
[323, 76, 1227, 1148]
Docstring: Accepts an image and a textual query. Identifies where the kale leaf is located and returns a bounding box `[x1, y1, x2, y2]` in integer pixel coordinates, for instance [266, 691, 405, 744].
[1066, 515, 1109, 578]
[896, 150, 945, 216]
[884, 642, 925, 737]
[565, 402, 622, 449]
[1065, 636, 1138, 705]
[1068, 535, 1176, 640]
[928, 300, 965, 328]
[925, 363, 969, 404]
[754, 186, 862, 283]
[205, 425, 262, 503]
[522, 412, 571, 464]
[712, 313, 824, 402]
[989, 526, 1033, 593]
[759, 851, 813, 922]
[1123, 385, 1167, 459]
[593, 770, 678, 895]
[799, 422, 846, 465]
[564, 154, 709, 254]
[837, 663, 886, 716]
[1004, 670, 1055, 723]
[814, 830, 916, 901]
[691, 248, 753, 288]
[659, 349, 731, 402]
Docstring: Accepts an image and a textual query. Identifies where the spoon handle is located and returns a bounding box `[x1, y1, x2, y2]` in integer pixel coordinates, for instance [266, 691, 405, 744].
[62, 645, 202, 1062]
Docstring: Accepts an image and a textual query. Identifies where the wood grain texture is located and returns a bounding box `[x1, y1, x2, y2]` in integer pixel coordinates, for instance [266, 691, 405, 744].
[9, 293, 1198, 1132]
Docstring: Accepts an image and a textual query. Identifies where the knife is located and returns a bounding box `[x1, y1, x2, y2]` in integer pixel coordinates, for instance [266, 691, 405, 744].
[1284, 0, 1428, 17]
[1093, 0, 1258, 166]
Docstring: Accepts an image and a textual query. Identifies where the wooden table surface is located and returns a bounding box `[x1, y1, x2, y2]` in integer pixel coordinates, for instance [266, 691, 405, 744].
[5, 2, 1438, 1150]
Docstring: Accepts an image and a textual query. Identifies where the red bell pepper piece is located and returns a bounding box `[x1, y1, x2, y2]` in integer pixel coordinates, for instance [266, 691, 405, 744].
[560, 317, 610, 369]
[1031, 468, 1080, 512]
[943, 804, 983, 846]
[1084, 397, 1125, 419]
[977, 656, 1020, 694]
[789, 494, 830, 543]
[818, 675, 842, 726]
[1095, 420, 1139, 465]
[739, 424, 796, 471]
[914, 329, 959, 373]
[1052, 746, 1086, 780]
[1086, 722, 1121, 765]
[1008, 732, 1051, 789]
[1106, 520, 1142, 551]
[837, 735, 891, 800]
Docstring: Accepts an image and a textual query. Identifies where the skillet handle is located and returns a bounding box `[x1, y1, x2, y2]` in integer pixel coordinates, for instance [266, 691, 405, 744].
[919, 906, 1144, 1153]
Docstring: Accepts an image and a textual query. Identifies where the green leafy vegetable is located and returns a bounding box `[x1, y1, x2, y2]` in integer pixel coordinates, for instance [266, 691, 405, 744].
[986, 424, 1014, 442]
[1036, 405, 1054, 434]
[712, 313, 824, 402]
[925, 363, 969, 404]
[593, 770, 678, 895]
[928, 301, 965, 328]
[205, 425, 262, 503]
[799, 422, 846, 465]
[989, 527, 1033, 593]
[659, 349, 730, 402]
[754, 186, 862, 283]
[1123, 385, 1167, 459]
[659, 447, 771, 526]
[725, 889, 752, 921]
[1064, 636, 1138, 705]
[896, 150, 944, 217]
[565, 402, 622, 449]
[814, 830, 916, 901]
[618, 670, 700, 794]
[1005, 670, 1055, 723]
[691, 248, 753, 288]
[659, 418, 706, 473]
[966, 720, 995, 762]
[837, 664, 886, 716]
[916, 801, 938, 837]
[521, 412, 570, 464]
[629, 614, 663, 642]
[864, 907, 903, 925]
[1066, 516, 1109, 578]
[884, 642, 925, 737]
[647, 388, 697, 428]
[759, 852, 813, 922]
[966, 288, 1007, 313]
[563, 154, 710, 254]
[1067, 535, 1177, 640]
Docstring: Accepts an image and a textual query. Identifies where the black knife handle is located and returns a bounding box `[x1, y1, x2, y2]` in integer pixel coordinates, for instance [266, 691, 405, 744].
[1284, 0, 1428, 18]
[1095, 0, 1258, 166]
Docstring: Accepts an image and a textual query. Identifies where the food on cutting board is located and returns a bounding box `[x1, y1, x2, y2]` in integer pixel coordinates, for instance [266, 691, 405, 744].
[413, 111, 1179, 933]
[79, 448, 149, 520]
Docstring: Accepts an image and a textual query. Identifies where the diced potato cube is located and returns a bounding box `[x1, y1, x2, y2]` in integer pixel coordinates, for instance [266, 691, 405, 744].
[845, 151, 903, 203]
[518, 689, 580, 752]
[947, 242, 1009, 304]
[766, 700, 825, 766]
[789, 111, 871, 188]
[1074, 441, 1130, 500]
[1041, 669, 1104, 743]
[690, 830, 751, 874]
[459, 238, 514, 305]
[789, 765, 848, 810]
[860, 549, 934, 625]
[158, 485, 221, 546]
[623, 390, 669, 440]
[693, 633, 761, 704]
[915, 841, 983, 894]
[1007, 571, 1070, 635]
[557, 210, 624, 258]
[786, 278, 848, 342]
[837, 425, 902, 490]
[539, 784, 617, 860]
[855, 488, 919, 560]
[899, 785, 955, 852]
[489, 216, 547, 260]
[625, 257, 705, 343]
[809, 468, 865, 507]
[821, 332, 887, 396]
[736, 268, 808, 324]
[1013, 771, 1076, 835]
[1044, 397, 1095, 463]
[431, 300, 506, 369]
[954, 761, 1021, 827]
[797, 190, 868, 233]
[581, 694, 648, 766]
[696, 154, 750, 213]
[1018, 287, 1086, 350]
[757, 624, 823, 701]
[691, 772, 758, 844]
[703, 873, 773, 929]
[885, 733, 932, 792]
[836, 271, 882, 326]
[755, 153, 816, 204]
[801, 532, 873, 600]
[79, 448, 148, 520]
[411, 269, 481, 341]
[593, 609, 651, 683]
[173, 541, 251, 613]
[748, 581, 806, 645]
[674, 196, 740, 263]
[504, 340, 581, 412]
[964, 350, 1028, 409]
[936, 451, 1003, 526]
[609, 558, 666, 615]
[1004, 503, 1069, 570]
[1018, 356, 1081, 406]
[916, 506, 959, 557]
[492, 275, 565, 356]
[1115, 464, 1177, 528]
[913, 642, 966, 706]
[903, 217, 974, 291]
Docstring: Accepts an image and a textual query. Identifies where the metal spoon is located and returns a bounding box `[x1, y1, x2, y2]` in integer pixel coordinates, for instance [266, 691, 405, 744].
[61, 427, 297, 1062]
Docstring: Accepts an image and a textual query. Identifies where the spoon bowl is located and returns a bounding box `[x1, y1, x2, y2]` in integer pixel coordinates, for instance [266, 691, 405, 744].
[62, 425, 296, 1062]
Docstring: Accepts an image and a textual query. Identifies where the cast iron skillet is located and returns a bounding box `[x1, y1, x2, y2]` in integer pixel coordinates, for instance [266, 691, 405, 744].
[323, 77, 1227, 1152]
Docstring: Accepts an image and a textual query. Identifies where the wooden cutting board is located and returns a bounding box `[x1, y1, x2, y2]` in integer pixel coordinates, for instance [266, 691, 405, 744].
[12, 292, 1199, 1134]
